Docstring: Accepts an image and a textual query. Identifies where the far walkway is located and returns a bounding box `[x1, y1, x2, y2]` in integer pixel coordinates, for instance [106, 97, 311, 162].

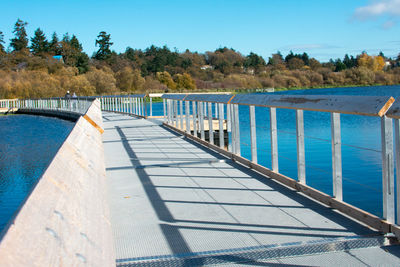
[102, 112, 400, 266]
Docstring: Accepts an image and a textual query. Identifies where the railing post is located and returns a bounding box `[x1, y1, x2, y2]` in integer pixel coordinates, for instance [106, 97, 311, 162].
[395, 119, 400, 225]
[208, 102, 214, 145]
[123, 96, 126, 113]
[234, 104, 240, 155]
[296, 109, 306, 184]
[199, 101, 205, 140]
[171, 99, 174, 124]
[174, 100, 178, 127]
[134, 98, 137, 115]
[163, 99, 166, 122]
[381, 115, 395, 223]
[150, 97, 153, 117]
[144, 97, 148, 118]
[249, 105, 257, 163]
[141, 98, 145, 117]
[138, 97, 141, 116]
[192, 101, 197, 137]
[185, 100, 190, 134]
[124, 97, 127, 113]
[169, 99, 173, 124]
[270, 107, 279, 172]
[167, 99, 172, 125]
[218, 103, 224, 149]
[180, 100, 184, 130]
[227, 104, 232, 152]
[331, 112, 342, 201]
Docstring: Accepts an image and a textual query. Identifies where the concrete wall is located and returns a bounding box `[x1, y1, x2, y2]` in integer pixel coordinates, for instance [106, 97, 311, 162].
[0, 99, 115, 266]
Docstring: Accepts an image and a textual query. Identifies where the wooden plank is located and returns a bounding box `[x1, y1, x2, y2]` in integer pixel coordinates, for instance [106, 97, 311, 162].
[386, 99, 400, 119]
[161, 94, 187, 100]
[230, 94, 395, 117]
[184, 94, 234, 104]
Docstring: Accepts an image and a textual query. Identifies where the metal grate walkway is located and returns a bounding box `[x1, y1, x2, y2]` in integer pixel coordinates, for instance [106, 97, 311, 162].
[102, 112, 400, 266]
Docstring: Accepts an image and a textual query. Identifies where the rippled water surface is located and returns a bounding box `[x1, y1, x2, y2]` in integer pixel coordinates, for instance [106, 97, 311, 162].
[0, 115, 73, 233]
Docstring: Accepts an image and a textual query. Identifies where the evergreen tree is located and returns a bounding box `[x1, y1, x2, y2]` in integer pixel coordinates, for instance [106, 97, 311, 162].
[94, 31, 113, 60]
[285, 51, 295, 63]
[379, 51, 386, 60]
[49, 32, 62, 55]
[10, 19, 28, 52]
[0, 31, 5, 54]
[60, 33, 88, 73]
[30, 28, 49, 55]
[125, 47, 136, 61]
[244, 52, 266, 73]
[334, 59, 346, 72]
[70, 35, 82, 50]
[301, 52, 310, 66]
[76, 52, 90, 74]
[343, 54, 357, 68]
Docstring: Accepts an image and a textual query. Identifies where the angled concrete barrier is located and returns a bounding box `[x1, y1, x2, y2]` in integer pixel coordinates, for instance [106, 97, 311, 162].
[0, 100, 114, 266]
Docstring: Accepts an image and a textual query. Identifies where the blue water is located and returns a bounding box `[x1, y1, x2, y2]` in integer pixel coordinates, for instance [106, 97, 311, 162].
[0, 115, 73, 233]
[149, 85, 400, 217]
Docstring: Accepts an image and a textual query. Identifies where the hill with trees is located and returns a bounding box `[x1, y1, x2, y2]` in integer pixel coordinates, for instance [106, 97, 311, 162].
[1, 19, 400, 98]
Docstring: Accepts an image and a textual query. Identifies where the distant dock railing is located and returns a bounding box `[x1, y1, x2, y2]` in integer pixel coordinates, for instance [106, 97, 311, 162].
[99, 94, 147, 118]
[0, 99, 18, 110]
[1, 97, 96, 118]
[161, 93, 400, 237]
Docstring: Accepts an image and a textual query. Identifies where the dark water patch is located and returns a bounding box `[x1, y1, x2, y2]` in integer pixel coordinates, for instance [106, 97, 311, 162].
[0, 115, 74, 233]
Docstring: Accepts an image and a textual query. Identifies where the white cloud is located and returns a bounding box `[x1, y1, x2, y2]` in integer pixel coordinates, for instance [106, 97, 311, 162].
[354, 0, 400, 20]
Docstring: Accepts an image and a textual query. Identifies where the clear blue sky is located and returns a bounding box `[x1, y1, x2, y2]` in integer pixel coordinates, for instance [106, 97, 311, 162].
[1, 0, 399, 62]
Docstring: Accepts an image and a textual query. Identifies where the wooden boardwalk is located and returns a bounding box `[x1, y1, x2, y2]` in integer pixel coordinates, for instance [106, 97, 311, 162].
[103, 112, 400, 266]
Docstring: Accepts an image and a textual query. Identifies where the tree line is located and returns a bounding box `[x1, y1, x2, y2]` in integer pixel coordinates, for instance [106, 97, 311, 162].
[1, 19, 400, 99]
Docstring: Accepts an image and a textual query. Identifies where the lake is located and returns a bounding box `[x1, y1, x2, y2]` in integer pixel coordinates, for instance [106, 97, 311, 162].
[0, 115, 73, 234]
